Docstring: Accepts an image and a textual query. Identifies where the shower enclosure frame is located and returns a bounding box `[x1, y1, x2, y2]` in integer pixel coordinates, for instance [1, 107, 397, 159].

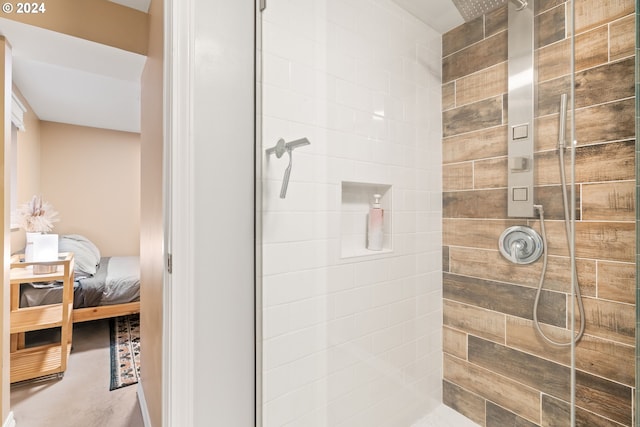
[621, 3, 640, 427]
[253, 0, 591, 426]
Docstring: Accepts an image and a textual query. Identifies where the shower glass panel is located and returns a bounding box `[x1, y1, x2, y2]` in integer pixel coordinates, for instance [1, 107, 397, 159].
[443, 0, 580, 425]
[252, 0, 629, 425]
[259, 2, 446, 424]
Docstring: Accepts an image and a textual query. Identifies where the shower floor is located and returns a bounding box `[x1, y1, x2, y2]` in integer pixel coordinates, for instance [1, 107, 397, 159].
[412, 404, 480, 427]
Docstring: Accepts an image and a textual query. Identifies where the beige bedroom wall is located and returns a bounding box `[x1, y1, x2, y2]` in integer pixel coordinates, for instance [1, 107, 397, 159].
[39, 121, 140, 257]
[139, 0, 163, 424]
[10, 86, 41, 252]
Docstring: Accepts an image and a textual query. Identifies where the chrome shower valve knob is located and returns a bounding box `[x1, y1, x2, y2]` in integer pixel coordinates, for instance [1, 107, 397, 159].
[498, 225, 543, 264]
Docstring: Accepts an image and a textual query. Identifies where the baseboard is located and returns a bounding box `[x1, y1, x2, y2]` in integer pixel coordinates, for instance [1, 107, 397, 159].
[137, 382, 152, 427]
[3, 411, 15, 427]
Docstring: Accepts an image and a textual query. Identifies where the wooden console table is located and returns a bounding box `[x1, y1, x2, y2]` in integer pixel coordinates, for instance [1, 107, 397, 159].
[9, 252, 74, 383]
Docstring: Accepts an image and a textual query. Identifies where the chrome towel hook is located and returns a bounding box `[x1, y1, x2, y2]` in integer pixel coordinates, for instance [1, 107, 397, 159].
[266, 137, 311, 198]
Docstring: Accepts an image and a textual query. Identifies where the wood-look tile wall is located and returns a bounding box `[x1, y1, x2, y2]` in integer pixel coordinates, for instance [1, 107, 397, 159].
[441, 1, 636, 426]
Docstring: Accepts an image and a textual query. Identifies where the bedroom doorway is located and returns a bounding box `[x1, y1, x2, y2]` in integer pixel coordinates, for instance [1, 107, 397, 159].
[0, 2, 152, 425]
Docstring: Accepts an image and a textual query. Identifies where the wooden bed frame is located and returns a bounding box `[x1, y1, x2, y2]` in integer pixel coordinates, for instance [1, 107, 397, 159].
[73, 301, 140, 323]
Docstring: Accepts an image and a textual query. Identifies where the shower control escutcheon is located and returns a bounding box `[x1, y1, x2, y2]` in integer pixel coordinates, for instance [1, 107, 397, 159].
[498, 225, 543, 264]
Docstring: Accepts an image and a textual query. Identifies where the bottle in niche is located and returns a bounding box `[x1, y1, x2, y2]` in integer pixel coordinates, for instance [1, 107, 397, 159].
[367, 194, 384, 251]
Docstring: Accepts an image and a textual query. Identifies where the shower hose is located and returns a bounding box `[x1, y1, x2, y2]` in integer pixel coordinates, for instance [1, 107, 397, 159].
[532, 143, 585, 347]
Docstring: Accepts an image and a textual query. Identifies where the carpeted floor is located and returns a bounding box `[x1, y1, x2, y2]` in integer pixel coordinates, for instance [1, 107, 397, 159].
[10, 319, 144, 427]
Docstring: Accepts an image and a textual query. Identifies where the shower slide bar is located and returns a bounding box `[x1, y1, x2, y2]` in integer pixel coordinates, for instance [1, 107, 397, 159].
[265, 137, 311, 199]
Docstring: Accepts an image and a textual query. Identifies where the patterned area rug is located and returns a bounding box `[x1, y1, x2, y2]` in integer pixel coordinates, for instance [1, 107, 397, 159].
[109, 313, 140, 390]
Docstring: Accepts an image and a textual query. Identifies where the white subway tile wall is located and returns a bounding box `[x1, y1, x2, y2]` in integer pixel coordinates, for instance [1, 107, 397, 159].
[261, 0, 443, 425]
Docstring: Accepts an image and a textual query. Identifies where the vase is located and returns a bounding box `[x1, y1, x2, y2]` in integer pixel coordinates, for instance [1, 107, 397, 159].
[25, 232, 59, 274]
[24, 232, 39, 263]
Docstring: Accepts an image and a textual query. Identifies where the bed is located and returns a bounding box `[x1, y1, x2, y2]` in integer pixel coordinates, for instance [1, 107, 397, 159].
[18, 234, 140, 323]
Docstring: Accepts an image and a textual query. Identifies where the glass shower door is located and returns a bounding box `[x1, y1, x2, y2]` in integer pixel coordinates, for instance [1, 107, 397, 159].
[252, 0, 637, 426]
[258, 0, 446, 425]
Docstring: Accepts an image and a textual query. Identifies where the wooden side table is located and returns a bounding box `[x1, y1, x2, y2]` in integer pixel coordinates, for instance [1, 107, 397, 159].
[9, 252, 74, 383]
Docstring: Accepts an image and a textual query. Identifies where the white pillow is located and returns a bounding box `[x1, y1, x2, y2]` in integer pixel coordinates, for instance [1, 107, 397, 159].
[58, 234, 101, 277]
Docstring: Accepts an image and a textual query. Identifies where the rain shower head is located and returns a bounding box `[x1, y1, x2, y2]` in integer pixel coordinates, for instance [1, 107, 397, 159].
[451, 0, 527, 22]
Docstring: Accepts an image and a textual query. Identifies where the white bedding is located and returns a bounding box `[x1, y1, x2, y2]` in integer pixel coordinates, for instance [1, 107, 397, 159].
[103, 256, 140, 305]
[19, 256, 140, 309]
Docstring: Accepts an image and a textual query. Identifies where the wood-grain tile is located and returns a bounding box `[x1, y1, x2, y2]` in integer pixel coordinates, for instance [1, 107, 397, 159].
[535, 114, 561, 151]
[443, 96, 503, 137]
[442, 81, 455, 110]
[443, 326, 467, 360]
[443, 31, 507, 83]
[574, 25, 610, 71]
[576, 221, 636, 262]
[582, 181, 635, 221]
[443, 380, 486, 426]
[443, 188, 507, 218]
[485, 5, 507, 37]
[576, 336, 635, 387]
[532, 150, 564, 186]
[443, 125, 507, 164]
[442, 16, 484, 57]
[537, 220, 635, 262]
[439, 0, 637, 424]
[536, 140, 635, 185]
[474, 157, 507, 189]
[486, 402, 538, 427]
[542, 394, 628, 427]
[443, 245, 450, 272]
[575, 369, 632, 425]
[536, 0, 565, 15]
[537, 75, 572, 116]
[447, 245, 596, 296]
[575, 101, 635, 145]
[507, 316, 635, 387]
[537, 40, 571, 83]
[597, 261, 635, 304]
[469, 337, 632, 425]
[468, 336, 571, 402]
[574, 58, 635, 109]
[444, 273, 567, 327]
[574, 0, 635, 34]
[536, 4, 566, 48]
[582, 297, 635, 346]
[468, 334, 632, 424]
[576, 140, 635, 182]
[537, 58, 633, 116]
[609, 14, 635, 61]
[443, 300, 506, 343]
[534, 185, 580, 220]
[502, 93, 508, 124]
[443, 218, 522, 249]
[443, 162, 474, 191]
[506, 316, 574, 365]
[444, 354, 541, 423]
[455, 62, 507, 107]
[537, 25, 609, 83]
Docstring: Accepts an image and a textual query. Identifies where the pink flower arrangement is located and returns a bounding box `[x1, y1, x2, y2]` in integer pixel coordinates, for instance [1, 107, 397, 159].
[16, 195, 59, 233]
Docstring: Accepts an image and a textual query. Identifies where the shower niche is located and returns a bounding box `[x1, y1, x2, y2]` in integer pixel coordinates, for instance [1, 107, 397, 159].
[340, 181, 392, 258]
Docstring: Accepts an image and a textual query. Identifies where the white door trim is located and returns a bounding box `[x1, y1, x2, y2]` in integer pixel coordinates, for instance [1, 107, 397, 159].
[163, 0, 195, 425]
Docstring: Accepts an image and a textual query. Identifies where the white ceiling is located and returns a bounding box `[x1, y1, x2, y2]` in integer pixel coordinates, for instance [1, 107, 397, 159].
[109, 0, 151, 12]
